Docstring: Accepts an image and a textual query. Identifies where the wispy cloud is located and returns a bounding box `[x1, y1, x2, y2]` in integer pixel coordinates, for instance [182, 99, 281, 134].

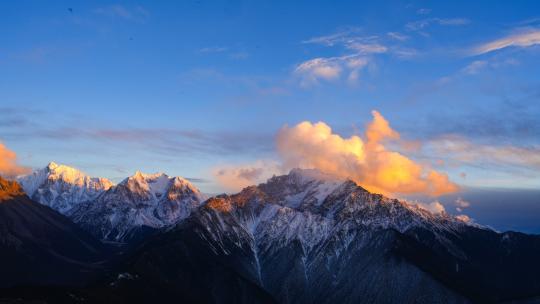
[0, 118, 273, 159]
[303, 29, 388, 55]
[199, 46, 229, 53]
[455, 197, 471, 212]
[461, 60, 488, 74]
[461, 58, 518, 74]
[406, 18, 470, 32]
[423, 136, 540, 172]
[294, 55, 368, 86]
[416, 8, 432, 15]
[298, 14, 468, 83]
[213, 160, 283, 191]
[387, 32, 409, 41]
[297, 28, 412, 86]
[185, 177, 212, 184]
[302, 27, 361, 46]
[471, 29, 540, 55]
[94, 5, 149, 22]
[198, 46, 249, 60]
[405, 18, 470, 37]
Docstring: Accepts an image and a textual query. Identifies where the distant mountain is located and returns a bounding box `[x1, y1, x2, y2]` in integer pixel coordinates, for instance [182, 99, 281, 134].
[19, 163, 205, 243]
[70, 171, 204, 243]
[110, 169, 540, 303]
[0, 176, 108, 288]
[18, 162, 113, 214]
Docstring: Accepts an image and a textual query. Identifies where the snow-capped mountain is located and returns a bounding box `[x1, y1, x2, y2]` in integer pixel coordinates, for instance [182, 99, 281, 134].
[112, 168, 540, 303]
[18, 162, 114, 214]
[70, 171, 204, 242]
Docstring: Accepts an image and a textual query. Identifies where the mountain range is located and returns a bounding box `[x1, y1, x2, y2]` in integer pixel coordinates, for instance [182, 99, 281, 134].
[1, 163, 539, 303]
[18, 163, 204, 243]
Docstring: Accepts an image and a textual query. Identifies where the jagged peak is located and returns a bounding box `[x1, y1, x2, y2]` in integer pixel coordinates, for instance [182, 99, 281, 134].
[47, 161, 59, 170]
[263, 168, 345, 191]
[18, 162, 114, 197]
[121, 171, 200, 197]
[47, 162, 88, 181]
[131, 171, 168, 180]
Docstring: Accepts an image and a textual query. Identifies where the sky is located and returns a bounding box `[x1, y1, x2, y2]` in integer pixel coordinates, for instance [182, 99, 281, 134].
[1, 1, 539, 232]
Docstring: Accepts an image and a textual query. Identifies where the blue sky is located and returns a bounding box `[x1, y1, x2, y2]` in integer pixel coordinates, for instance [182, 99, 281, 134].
[1, 1, 540, 231]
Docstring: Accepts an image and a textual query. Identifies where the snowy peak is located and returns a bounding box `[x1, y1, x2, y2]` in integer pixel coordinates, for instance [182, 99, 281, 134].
[120, 171, 201, 200]
[18, 162, 114, 214]
[259, 168, 346, 209]
[205, 169, 469, 238]
[70, 170, 204, 242]
[21, 162, 114, 196]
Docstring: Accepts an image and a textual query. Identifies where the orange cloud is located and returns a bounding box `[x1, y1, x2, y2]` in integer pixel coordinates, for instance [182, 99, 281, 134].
[276, 111, 458, 196]
[0, 141, 30, 179]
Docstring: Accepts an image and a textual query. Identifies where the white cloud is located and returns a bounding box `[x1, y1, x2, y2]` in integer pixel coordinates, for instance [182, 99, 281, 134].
[416, 201, 446, 214]
[298, 30, 397, 85]
[406, 18, 470, 31]
[302, 27, 362, 46]
[294, 55, 368, 86]
[347, 43, 388, 54]
[471, 29, 540, 55]
[94, 5, 149, 21]
[199, 46, 229, 53]
[455, 214, 472, 223]
[387, 32, 409, 41]
[462, 60, 488, 74]
[298, 24, 431, 86]
[455, 197, 471, 212]
[304, 30, 387, 55]
[424, 136, 540, 171]
[416, 8, 432, 15]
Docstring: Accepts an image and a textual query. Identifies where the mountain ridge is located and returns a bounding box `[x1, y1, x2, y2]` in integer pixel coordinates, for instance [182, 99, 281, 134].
[70, 170, 204, 242]
[18, 162, 114, 214]
[105, 168, 540, 303]
[0, 176, 109, 288]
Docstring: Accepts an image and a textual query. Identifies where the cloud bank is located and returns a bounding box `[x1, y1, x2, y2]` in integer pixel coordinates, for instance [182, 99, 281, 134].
[276, 111, 458, 196]
[0, 142, 29, 179]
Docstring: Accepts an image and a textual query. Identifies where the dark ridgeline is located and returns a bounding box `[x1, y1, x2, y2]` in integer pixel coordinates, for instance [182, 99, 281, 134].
[1, 170, 540, 303]
[0, 176, 114, 302]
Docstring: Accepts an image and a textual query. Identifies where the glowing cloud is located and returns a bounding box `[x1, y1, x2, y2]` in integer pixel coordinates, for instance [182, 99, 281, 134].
[0, 142, 30, 179]
[276, 111, 458, 196]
